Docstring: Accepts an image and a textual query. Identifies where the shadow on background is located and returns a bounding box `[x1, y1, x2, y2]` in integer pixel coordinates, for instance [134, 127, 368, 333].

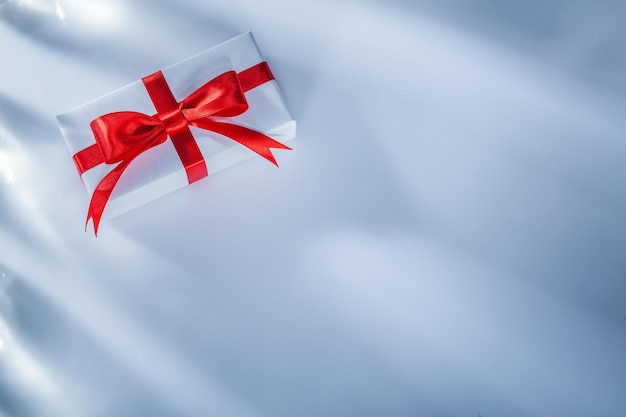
[0, 263, 183, 417]
[1, 1, 625, 416]
[0, 0, 239, 78]
[371, 0, 626, 95]
[0, 94, 57, 145]
[0, 94, 58, 252]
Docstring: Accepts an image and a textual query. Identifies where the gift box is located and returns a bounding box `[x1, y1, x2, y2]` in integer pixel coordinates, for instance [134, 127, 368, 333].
[57, 32, 296, 234]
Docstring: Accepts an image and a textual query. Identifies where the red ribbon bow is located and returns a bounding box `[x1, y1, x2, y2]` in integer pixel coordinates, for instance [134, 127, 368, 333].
[72, 62, 291, 235]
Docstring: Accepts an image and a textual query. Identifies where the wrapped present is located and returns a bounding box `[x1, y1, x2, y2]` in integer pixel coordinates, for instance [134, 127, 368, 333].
[57, 32, 296, 234]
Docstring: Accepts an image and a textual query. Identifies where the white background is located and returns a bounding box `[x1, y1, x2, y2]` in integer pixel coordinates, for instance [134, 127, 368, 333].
[1, 1, 625, 416]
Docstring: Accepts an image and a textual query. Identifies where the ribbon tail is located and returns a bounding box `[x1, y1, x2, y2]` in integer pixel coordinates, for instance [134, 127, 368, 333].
[86, 159, 132, 236]
[191, 119, 291, 166]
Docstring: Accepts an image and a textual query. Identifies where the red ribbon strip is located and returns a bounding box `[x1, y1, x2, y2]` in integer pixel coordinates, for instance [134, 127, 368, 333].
[73, 62, 291, 235]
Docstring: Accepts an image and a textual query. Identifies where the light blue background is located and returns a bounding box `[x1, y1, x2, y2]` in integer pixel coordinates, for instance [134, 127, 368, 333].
[1, 1, 625, 416]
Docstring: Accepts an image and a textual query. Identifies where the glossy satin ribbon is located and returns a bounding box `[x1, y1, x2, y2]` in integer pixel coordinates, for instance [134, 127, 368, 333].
[73, 62, 291, 235]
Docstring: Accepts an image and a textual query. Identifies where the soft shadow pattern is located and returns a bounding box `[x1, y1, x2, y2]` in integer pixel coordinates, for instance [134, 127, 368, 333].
[0, 94, 57, 145]
[2, 1, 625, 416]
[0, 0, 58, 34]
[0, 94, 57, 252]
[0, 264, 183, 417]
[0, 0, 239, 78]
[367, 0, 626, 94]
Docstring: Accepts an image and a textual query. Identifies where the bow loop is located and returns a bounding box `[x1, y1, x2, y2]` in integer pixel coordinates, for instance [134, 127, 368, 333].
[91, 111, 166, 163]
[180, 71, 249, 120]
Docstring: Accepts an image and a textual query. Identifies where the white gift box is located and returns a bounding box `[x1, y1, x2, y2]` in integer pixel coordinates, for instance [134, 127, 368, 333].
[57, 32, 296, 232]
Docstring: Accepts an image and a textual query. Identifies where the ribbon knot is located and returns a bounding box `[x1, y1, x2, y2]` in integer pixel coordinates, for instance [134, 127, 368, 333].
[73, 62, 291, 235]
[159, 107, 189, 135]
